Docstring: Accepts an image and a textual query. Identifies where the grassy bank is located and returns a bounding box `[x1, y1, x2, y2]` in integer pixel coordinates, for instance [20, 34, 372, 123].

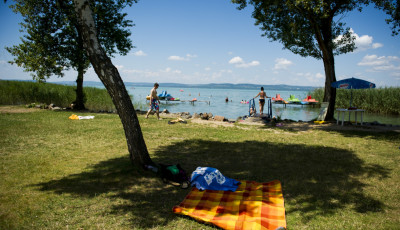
[1, 106, 399, 229]
[310, 87, 400, 115]
[0, 80, 118, 112]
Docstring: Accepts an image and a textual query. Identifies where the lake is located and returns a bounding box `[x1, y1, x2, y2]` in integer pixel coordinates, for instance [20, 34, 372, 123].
[125, 86, 400, 125]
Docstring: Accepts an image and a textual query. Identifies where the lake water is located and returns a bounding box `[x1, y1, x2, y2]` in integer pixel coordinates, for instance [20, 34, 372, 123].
[126, 86, 400, 125]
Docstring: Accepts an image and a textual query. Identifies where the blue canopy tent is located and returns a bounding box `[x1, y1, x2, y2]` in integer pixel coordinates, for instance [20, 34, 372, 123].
[331, 77, 376, 108]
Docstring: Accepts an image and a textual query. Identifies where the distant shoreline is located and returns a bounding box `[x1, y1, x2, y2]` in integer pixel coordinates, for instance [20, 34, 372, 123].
[1, 79, 319, 91]
[52, 80, 319, 91]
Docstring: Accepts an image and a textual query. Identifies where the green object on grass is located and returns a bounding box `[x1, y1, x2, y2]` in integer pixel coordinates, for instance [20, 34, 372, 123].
[166, 165, 179, 175]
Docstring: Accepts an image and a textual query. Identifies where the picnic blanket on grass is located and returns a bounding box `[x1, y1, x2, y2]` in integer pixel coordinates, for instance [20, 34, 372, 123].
[173, 180, 286, 230]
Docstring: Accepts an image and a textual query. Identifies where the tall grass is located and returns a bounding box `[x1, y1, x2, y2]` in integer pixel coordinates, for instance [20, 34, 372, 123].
[310, 87, 400, 115]
[0, 80, 140, 112]
[83, 86, 115, 112]
[0, 80, 74, 107]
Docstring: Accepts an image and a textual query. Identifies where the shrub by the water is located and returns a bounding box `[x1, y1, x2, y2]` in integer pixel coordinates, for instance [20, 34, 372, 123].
[0, 80, 120, 111]
[310, 87, 400, 115]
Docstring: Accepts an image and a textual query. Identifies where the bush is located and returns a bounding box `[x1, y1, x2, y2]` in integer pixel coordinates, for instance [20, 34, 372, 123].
[310, 87, 400, 115]
[0, 80, 122, 111]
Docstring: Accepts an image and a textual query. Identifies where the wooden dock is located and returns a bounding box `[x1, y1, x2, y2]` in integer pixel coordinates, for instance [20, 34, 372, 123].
[273, 102, 319, 108]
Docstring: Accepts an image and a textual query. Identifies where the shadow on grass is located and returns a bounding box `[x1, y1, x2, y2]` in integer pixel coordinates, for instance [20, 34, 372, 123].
[329, 128, 400, 142]
[33, 157, 185, 228]
[34, 139, 390, 228]
[262, 123, 400, 142]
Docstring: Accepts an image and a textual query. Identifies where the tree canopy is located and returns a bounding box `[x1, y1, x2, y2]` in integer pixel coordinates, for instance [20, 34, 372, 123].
[7, 0, 134, 79]
[232, 0, 398, 56]
[6, 0, 135, 109]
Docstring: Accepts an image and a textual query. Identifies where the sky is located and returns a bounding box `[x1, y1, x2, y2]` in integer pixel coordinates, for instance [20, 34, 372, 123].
[1, 0, 400, 87]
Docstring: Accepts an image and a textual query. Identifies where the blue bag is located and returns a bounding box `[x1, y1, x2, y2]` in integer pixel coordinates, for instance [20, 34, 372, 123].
[190, 167, 241, 192]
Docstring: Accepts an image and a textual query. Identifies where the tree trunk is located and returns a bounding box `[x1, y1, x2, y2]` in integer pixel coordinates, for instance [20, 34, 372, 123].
[72, 0, 153, 167]
[321, 50, 336, 121]
[73, 23, 86, 110]
[315, 19, 337, 121]
[74, 66, 86, 110]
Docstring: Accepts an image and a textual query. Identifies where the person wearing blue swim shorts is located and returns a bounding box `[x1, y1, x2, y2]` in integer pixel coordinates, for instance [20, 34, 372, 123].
[145, 83, 162, 120]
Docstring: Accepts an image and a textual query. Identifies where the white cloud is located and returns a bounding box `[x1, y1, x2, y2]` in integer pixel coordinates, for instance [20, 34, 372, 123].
[296, 72, 325, 83]
[168, 54, 197, 61]
[245, 61, 260, 67]
[335, 29, 383, 52]
[120, 66, 183, 79]
[273, 58, 293, 70]
[186, 54, 197, 59]
[121, 68, 160, 77]
[228, 56, 260, 68]
[188, 69, 235, 83]
[374, 65, 400, 71]
[358, 54, 400, 75]
[163, 67, 182, 74]
[0, 60, 7, 65]
[315, 73, 324, 79]
[208, 69, 233, 81]
[229, 56, 243, 64]
[358, 55, 399, 67]
[133, 50, 147, 56]
[371, 43, 383, 49]
[168, 55, 185, 61]
[352, 29, 383, 51]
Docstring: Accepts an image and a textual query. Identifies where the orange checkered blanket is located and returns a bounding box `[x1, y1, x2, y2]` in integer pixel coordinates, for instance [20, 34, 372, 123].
[173, 180, 286, 230]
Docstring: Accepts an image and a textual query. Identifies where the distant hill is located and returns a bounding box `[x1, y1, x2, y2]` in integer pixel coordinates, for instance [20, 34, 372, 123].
[131, 82, 318, 91]
[49, 81, 318, 91]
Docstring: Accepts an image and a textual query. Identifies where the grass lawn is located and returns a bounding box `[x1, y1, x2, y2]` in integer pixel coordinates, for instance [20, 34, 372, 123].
[1, 106, 399, 229]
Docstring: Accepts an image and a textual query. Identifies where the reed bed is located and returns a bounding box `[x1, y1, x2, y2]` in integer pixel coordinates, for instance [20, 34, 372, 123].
[310, 87, 400, 115]
[0, 80, 126, 112]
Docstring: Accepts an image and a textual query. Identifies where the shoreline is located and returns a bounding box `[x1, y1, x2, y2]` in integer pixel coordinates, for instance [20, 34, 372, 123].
[2, 105, 399, 132]
[140, 108, 400, 130]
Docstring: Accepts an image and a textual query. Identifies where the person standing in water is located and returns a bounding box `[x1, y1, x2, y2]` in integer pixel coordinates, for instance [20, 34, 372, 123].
[254, 87, 269, 115]
[145, 83, 161, 120]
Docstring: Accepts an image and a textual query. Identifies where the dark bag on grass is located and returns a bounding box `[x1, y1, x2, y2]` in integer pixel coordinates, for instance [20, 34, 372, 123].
[158, 164, 190, 189]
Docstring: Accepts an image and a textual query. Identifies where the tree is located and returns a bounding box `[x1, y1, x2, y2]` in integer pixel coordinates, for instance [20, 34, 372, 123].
[232, 0, 398, 120]
[4, 0, 153, 167]
[6, 0, 133, 110]
[72, 0, 153, 167]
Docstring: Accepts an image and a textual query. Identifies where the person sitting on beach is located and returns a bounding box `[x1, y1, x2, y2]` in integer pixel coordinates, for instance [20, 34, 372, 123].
[254, 87, 270, 115]
[145, 83, 162, 120]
